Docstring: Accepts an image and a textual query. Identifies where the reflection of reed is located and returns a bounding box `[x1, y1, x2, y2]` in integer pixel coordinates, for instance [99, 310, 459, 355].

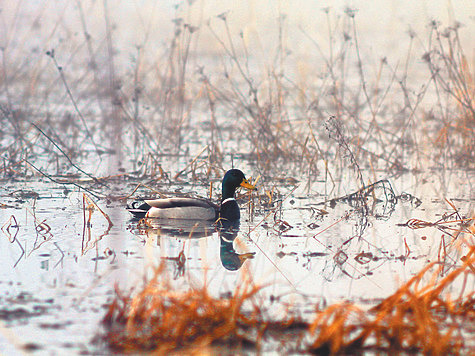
[81, 194, 113, 256]
[399, 200, 474, 275]
[311, 180, 403, 281]
[162, 244, 186, 280]
[1, 214, 24, 267]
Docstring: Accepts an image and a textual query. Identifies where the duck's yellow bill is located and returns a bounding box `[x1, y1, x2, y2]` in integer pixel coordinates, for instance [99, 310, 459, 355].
[240, 179, 256, 190]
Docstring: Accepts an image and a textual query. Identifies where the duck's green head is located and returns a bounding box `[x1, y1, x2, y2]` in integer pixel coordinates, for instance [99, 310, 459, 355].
[222, 169, 255, 200]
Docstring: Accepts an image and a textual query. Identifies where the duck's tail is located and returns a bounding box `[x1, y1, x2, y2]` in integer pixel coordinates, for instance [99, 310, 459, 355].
[126, 201, 151, 218]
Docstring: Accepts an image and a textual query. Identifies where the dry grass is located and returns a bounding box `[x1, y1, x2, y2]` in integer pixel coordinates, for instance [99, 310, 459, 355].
[308, 255, 474, 354]
[102, 265, 264, 353]
[102, 244, 474, 354]
[424, 21, 475, 167]
[1, 5, 473, 180]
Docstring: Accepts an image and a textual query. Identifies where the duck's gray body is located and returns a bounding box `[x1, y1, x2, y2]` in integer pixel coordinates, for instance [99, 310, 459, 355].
[144, 197, 218, 220]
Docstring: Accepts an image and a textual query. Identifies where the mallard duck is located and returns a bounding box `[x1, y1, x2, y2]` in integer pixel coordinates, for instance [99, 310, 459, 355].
[127, 169, 255, 221]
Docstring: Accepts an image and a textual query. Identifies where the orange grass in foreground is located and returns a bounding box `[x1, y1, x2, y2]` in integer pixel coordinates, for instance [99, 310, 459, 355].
[102, 249, 474, 354]
[102, 266, 264, 353]
[308, 250, 474, 354]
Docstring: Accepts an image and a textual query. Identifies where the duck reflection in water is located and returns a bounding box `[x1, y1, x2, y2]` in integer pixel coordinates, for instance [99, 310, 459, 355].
[218, 219, 255, 271]
[136, 218, 255, 271]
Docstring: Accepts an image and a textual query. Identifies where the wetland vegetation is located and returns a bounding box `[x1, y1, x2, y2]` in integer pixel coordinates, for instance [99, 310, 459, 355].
[0, 1, 473, 354]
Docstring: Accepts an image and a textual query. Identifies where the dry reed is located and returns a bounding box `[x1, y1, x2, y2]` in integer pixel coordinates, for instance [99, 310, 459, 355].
[103, 265, 264, 353]
[102, 247, 474, 354]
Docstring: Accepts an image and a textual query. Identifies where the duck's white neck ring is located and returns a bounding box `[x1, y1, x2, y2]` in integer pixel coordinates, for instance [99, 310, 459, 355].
[221, 197, 236, 205]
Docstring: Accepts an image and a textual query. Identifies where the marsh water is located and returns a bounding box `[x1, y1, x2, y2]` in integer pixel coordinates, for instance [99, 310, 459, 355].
[0, 1, 474, 354]
[0, 159, 472, 353]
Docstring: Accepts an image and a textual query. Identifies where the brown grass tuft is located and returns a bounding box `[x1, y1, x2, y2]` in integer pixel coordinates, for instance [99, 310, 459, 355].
[308, 251, 474, 354]
[102, 265, 264, 353]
